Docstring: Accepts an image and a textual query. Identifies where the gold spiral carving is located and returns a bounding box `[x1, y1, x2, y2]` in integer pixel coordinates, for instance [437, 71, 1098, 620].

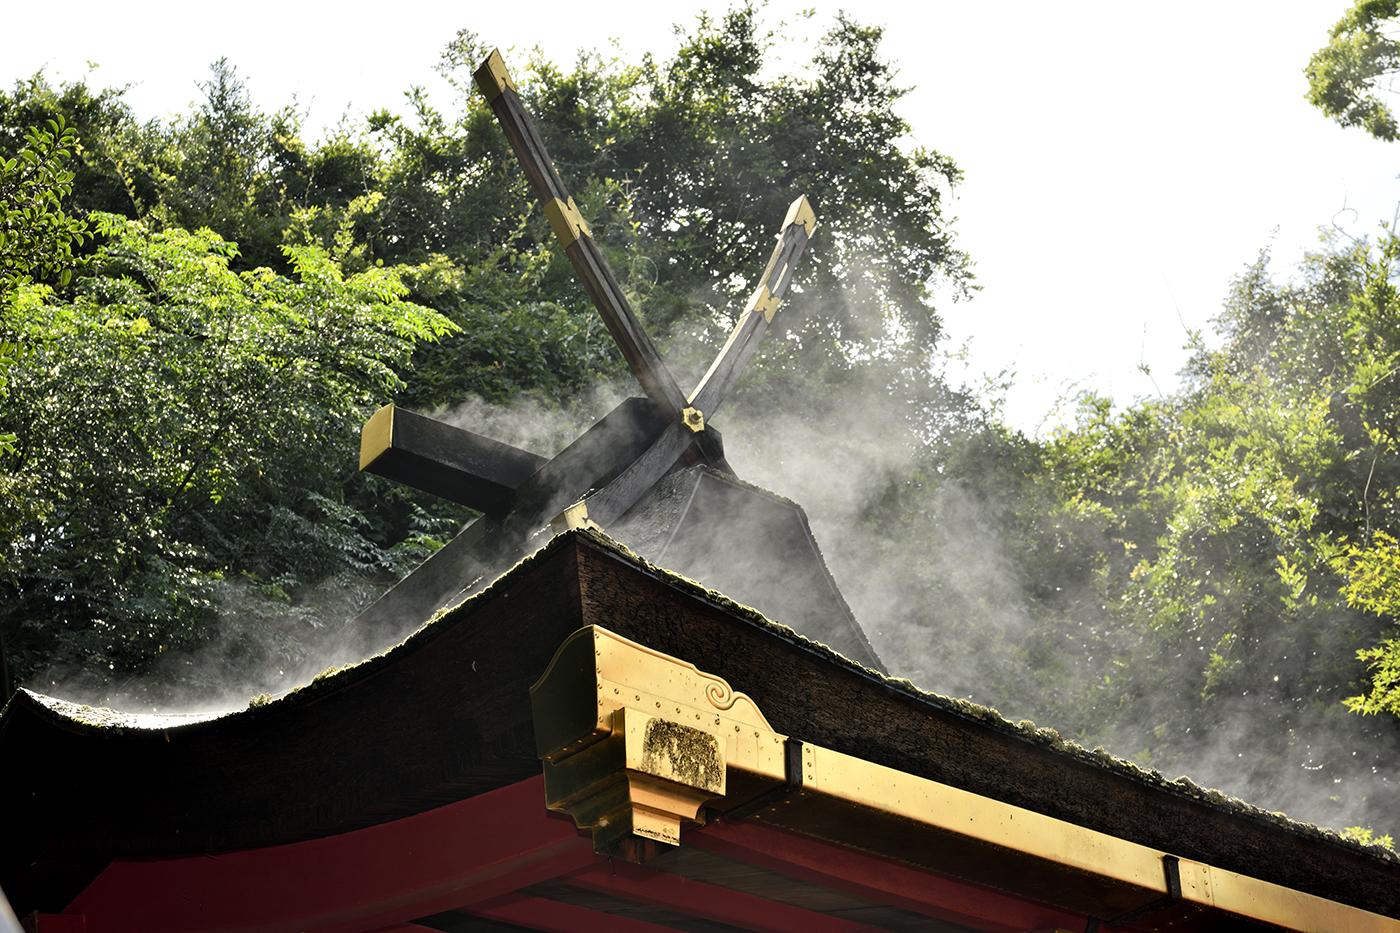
[706, 679, 739, 711]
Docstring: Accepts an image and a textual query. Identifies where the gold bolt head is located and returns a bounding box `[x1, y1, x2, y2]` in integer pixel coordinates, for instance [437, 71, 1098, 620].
[681, 407, 705, 433]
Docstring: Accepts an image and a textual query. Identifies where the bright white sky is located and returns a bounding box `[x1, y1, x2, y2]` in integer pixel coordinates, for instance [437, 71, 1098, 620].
[9, 1, 1397, 432]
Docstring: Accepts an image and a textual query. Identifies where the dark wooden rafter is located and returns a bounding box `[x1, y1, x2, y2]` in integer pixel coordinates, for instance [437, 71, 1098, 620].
[575, 197, 816, 529]
[689, 195, 816, 418]
[560, 861, 899, 933]
[689, 817, 1086, 933]
[57, 778, 596, 933]
[443, 893, 684, 933]
[354, 398, 676, 630]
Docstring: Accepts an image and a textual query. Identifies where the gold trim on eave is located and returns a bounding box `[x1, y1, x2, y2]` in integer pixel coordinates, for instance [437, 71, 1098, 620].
[531, 625, 1400, 933]
[544, 197, 593, 247]
[474, 49, 516, 102]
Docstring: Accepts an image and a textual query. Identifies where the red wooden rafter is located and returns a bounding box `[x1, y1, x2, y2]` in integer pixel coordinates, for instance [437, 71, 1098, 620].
[53, 778, 1097, 933]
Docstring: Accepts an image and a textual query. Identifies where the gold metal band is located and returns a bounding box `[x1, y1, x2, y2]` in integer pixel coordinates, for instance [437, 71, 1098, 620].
[543, 196, 593, 247]
[550, 501, 599, 534]
[359, 404, 395, 471]
[748, 284, 780, 324]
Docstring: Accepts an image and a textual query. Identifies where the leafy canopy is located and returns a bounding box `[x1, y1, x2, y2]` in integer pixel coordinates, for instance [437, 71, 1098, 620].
[1307, 0, 1400, 141]
[0, 214, 455, 695]
[0, 4, 977, 702]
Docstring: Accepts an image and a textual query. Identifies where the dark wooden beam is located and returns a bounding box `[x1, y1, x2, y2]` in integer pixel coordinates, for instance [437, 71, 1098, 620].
[360, 405, 547, 515]
[454, 893, 684, 933]
[690, 814, 1084, 933]
[59, 778, 596, 933]
[572, 420, 700, 528]
[473, 52, 687, 425]
[567, 198, 820, 525]
[689, 197, 816, 418]
[473, 51, 729, 473]
[353, 398, 673, 636]
[562, 862, 899, 933]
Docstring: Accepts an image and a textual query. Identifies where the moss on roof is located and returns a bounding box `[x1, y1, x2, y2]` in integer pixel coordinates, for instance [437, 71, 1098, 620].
[11, 525, 1397, 867]
[570, 526, 1400, 867]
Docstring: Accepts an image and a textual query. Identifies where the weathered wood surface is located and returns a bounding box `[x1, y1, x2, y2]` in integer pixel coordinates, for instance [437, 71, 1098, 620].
[607, 467, 882, 672]
[360, 405, 547, 514]
[574, 420, 699, 528]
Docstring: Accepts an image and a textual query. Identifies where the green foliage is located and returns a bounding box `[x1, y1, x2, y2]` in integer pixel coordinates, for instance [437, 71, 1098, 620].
[1332, 531, 1400, 716]
[1341, 824, 1396, 848]
[1028, 231, 1400, 826]
[839, 227, 1400, 833]
[0, 115, 87, 296]
[0, 214, 455, 692]
[510, 7, 974, 412]
[1307, 0, 1400, 141]
[0, 71, 151, 221]
[0, 6, 976, 701]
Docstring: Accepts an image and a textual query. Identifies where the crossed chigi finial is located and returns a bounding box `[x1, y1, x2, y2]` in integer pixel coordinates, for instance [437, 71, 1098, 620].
[356, 49, 817, 628]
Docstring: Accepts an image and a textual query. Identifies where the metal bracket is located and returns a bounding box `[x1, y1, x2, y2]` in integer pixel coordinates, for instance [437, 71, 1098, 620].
[531, 625, 787, 853]
[1097, 855, 1183, 928]
[681, 407, 705, 434]
[543, 196, 593, 248]
[748, 284, 780, 324]
[550, 501, 600, 534]
[723, 739, 805, 820]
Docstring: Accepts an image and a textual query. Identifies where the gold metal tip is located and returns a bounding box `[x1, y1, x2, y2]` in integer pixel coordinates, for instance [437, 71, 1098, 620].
[783, 195, 818, 236]
[550, 501, 600, 534]
[543, 196, 593, 247]
[360, 404, 395, 471]
[681, 407, 705, 433]
[474, 49, 516, 102]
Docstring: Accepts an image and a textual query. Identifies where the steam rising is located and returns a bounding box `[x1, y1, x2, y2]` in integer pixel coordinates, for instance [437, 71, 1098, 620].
[724, 364, 1399, 838]
[23, 324, 1398, 842]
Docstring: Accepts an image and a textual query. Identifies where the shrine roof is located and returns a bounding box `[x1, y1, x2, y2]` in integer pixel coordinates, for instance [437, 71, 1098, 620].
[3, 528, 1398, 918]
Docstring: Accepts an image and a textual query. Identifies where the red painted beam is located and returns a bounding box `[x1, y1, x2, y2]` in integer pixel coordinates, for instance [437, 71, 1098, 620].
[689, 817, 1086, 933]
[466, 892, 680, 933]
[563, 861, 893, 933]
[63, 777, 597, 933]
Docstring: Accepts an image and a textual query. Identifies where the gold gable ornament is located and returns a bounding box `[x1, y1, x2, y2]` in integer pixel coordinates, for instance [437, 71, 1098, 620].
[530, 625, 786, 855]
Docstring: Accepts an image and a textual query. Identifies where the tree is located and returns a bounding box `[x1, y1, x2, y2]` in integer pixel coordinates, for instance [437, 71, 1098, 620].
[0, 214, 454, 701]
[1307, 0, 1400, 141]
[0, 114, 91, 697]
[0, 115, 87, 298]
[992, 234, 1400, 831]
[0, 4, 982, 708]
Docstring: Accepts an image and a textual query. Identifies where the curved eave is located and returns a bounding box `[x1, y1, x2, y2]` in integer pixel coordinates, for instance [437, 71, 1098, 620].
[2, 530, 1398, 920]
